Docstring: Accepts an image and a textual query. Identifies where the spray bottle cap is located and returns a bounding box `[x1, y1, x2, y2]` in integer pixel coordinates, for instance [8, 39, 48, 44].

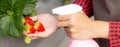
[52, 4, 82, 15]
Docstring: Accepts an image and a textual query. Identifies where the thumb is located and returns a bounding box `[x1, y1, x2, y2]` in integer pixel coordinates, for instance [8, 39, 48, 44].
[30, 16, 38, 21]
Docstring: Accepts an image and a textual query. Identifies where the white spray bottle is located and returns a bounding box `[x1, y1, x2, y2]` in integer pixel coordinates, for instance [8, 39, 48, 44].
[52, 4, 99, 47]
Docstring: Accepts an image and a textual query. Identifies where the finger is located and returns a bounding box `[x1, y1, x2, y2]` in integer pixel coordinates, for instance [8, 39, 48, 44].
[23, 31, 28, 36]
[30, 36, 40, 40]
[57, 21, 71, 27]
[66, 32, 72, 38]
[64, 27, 72, 38]
[27, 32, 47, 38]
[27, 34, 40, 39]
[30, 16, 38, 21]
[57, 15, 70, 21]
[27, 33, 40, 37]
[27, 35, 40, 40]
[64, 27, 70, 33]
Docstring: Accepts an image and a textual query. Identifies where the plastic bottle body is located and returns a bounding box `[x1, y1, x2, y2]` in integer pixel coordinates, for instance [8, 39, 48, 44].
[69, 39, 99, 47]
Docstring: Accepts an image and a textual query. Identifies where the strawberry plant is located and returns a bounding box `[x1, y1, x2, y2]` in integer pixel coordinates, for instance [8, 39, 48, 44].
[0, 0, 37, 38]
[64, 0, 70, 4]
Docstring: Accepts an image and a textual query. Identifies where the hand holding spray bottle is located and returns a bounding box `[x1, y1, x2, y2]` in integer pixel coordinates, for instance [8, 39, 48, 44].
[52, 4, 99, 47]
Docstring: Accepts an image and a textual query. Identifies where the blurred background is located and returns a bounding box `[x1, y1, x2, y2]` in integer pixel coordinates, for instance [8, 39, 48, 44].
[0, 0, 74, 47]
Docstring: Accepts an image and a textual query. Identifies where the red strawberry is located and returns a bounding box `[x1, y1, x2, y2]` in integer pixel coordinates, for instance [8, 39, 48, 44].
[34, 22, 45, 32]
[29, 27, 36, 34]
[24, 24, 35, 34]
[24, 17, 34, 26]
[24, 17, 35, 34]
[23, 17, 35, 44]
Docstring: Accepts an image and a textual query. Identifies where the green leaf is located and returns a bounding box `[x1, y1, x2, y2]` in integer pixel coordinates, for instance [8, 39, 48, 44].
[0, 0, 37, 38]
[0, 27, 4, 38]
[0, 0, 27, 16]
[0, 0, 11, 14]
[30, 10, 37, 16]
[0, 16, 24, 38]
[0, 16, 10, 37]
[0, 19, 5, 38]
[23, 0, 37, 15]
[7, 15, 24, 38]
[0, 0, 37, 16]
[12, 0, 25, 16]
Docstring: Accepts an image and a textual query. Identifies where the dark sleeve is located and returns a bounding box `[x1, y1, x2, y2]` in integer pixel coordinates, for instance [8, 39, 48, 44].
[73, 0, 94, 17]
[109, 22, 120, 47]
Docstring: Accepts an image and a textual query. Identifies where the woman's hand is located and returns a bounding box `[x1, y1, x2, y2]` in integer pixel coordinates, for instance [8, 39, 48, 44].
[57, 11, 109, 40]
[24, 14, 58, 40]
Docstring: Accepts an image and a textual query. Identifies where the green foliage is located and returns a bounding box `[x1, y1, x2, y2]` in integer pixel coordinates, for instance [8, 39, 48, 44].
[64, 0, 70, 5]
[0, 0, 37, 38]
[0, 27, 4, 38]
